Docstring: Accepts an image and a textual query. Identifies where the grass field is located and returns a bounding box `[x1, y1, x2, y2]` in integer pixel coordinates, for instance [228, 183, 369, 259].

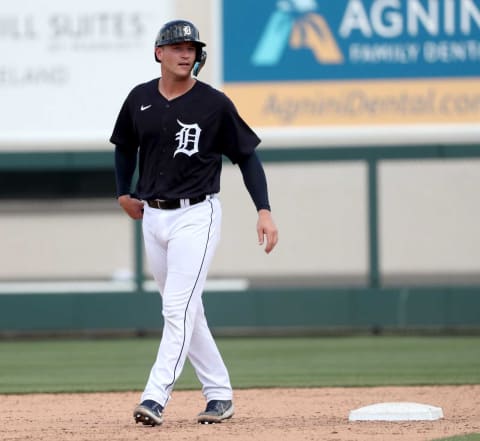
[0, 335, 479, 394]
[433, 435, 480, 441]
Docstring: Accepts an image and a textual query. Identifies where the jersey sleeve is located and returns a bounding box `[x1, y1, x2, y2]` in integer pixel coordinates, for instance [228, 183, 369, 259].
[110, 89, 141, 198]
[219, 97, 261, 164]
[238, 151, 271, 211]
[109, 91, 139, 148]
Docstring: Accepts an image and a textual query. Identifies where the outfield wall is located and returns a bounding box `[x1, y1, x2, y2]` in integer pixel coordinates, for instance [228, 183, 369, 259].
[1, 146, 480, 335]
[1, 146, 480, 285]
[1, 287, 479, 336]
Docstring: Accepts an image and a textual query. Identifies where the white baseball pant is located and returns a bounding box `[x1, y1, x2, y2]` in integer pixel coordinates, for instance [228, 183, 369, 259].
[140, 195, 232, 407]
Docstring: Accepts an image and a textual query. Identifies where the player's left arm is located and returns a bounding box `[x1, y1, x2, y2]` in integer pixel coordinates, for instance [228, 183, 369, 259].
[238, 152, 278, 254]
[256, 209, 278, 254]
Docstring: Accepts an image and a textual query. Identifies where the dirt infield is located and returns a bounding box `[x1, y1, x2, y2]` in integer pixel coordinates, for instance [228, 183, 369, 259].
[1, 386, 479, 441]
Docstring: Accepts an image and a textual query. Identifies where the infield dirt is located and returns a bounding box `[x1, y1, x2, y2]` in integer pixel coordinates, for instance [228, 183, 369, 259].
[1, 385, 479, 441]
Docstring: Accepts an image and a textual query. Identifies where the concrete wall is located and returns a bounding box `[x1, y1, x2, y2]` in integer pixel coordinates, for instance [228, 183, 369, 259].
[1, 159, 480, 283]
[380, 159, 480, 283]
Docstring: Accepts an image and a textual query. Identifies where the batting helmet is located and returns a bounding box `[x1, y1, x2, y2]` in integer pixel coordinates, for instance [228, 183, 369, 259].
[154, 20, 206, 63]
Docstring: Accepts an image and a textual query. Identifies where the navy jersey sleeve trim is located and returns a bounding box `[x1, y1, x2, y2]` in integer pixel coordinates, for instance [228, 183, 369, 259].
[238, 151, 271, 212]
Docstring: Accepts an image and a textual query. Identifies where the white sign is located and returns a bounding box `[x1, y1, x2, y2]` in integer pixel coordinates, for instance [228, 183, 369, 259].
[0, 0, 174, 150]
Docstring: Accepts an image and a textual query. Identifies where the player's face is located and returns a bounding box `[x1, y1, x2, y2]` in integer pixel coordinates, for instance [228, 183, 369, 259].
[157, 42, 196, 79]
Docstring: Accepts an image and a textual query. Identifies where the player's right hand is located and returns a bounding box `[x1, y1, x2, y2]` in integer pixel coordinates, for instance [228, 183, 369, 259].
[118, 194, 144, 220]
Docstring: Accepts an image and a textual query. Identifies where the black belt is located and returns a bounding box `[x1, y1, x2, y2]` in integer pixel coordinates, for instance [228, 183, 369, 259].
[146, 195, 207, 210]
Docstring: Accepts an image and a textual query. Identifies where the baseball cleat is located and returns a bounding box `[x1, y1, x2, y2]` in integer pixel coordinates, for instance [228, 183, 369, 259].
[133, 399, 164, 426]
[197, 400, 234, 424]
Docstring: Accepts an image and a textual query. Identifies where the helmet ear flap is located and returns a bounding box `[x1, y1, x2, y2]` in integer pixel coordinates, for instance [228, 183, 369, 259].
[193, 50, 207, 77]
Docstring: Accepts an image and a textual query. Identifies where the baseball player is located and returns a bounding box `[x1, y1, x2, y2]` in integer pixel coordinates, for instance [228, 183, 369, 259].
[110, 20, 278, 426]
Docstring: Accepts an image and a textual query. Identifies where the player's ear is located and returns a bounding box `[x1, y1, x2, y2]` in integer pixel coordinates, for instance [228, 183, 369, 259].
[155, 47, 163, 63]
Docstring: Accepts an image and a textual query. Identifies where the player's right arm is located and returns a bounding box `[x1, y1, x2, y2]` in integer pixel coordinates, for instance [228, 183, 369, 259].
[110, 87, 144, 219]
[118, 194, 144, 220]
[115, 144, 144, 220]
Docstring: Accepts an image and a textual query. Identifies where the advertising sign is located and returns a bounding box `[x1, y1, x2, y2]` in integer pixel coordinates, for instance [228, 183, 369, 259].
[0, 0, 173, 150]
[222, 0, 480, 146]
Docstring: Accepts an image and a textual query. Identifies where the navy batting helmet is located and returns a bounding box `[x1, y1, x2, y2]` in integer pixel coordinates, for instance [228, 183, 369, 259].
[154, 20, 206, 63]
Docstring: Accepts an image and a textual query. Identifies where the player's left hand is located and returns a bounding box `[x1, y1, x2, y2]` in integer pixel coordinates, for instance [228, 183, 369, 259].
[257, 209, 278, 254]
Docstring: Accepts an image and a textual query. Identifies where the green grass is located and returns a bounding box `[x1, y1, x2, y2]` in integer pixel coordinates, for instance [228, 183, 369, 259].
[432, 434, 480, 441]
[0, 336, 478, 393]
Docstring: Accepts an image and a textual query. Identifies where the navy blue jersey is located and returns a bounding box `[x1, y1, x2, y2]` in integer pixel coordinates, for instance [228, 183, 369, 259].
[110, 79, 261, 200]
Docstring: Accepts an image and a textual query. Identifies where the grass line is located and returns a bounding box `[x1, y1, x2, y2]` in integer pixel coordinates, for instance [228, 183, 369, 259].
[431, 434, 480, 441]
[0, 336, 478, 394]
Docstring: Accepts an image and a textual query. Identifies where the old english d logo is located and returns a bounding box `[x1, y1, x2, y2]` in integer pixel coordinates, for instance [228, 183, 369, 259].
[251, 2, 343, 66]
[174, 120, 201, 157]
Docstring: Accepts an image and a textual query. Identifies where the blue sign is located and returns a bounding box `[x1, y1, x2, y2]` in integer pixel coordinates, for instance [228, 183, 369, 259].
[223, 0, 480, 82]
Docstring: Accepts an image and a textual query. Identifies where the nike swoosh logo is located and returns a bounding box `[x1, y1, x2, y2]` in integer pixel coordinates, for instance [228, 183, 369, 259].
[140, 104, 152, 111]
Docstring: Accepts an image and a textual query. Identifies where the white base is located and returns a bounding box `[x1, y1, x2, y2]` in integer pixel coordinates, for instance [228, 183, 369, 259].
[349, 402, 444, 422]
